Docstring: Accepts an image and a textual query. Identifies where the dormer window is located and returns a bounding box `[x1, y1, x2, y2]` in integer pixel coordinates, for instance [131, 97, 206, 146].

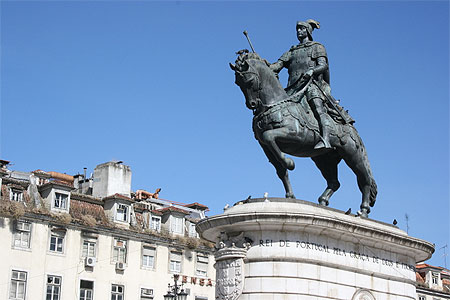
[170, 216, 184, 234]
[150, 216, 161, 232]
[432, 272, 439, 284]
[39, 182, 73, 213]
[115, 204, 129, 222]
[50, 190, 70, 212]
[54, 193, 68, 210]
[10, 189, 23, 202]
[188, 222, 198, 238]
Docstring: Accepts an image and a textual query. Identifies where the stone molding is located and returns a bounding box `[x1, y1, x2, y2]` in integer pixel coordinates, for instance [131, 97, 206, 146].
[197, 200, 434, 262]
[215, 247, 248, 262]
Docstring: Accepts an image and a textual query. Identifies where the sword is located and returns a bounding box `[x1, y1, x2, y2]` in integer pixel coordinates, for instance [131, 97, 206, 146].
[243, 30, 256, 53]
[311, 79, 348, 124]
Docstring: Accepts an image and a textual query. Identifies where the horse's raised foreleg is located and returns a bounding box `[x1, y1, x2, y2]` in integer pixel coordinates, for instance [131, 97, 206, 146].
[261, 128, 296, 171]
[311, 152, 342, 206]
[259, 142, 295, 198]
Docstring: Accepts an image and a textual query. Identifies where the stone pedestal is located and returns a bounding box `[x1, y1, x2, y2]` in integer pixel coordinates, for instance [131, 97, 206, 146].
[197, 198, 434, 300]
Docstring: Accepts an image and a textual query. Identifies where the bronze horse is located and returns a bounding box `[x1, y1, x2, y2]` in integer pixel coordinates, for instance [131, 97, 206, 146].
[230, 52, 377, 217]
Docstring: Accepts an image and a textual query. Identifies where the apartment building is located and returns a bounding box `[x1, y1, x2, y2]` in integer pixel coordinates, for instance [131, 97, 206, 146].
[0, 160, 215, 300]
[416, 263, 450, 300]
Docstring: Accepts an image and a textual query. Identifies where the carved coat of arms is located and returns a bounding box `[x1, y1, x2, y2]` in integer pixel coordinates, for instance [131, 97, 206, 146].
[215, 258, 244, 300]
[214, 233, 250, 300]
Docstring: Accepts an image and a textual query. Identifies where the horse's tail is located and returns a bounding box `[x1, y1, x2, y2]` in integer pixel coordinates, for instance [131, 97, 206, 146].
[356, 131, 377, 207]
[369, 178, 377, 207]
[342, 124, 378, 207]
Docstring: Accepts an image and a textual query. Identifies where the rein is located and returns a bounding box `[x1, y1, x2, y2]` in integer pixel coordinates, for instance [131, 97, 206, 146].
[238, 60, 312, 115]
[260, 77, 311, 109]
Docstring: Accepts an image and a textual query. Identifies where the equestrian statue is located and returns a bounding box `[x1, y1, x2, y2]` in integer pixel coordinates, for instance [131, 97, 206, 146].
[230, 20, 377, 217]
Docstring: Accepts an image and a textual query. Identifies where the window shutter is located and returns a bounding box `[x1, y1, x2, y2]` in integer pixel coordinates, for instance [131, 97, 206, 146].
[143, 247, 156, 256]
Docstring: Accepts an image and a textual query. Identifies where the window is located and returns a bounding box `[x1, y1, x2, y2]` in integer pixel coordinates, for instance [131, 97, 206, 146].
[142, 246, 156, 269]
[150, 216, 161, 232]
[49, 231, 65, 253]
[13, 221, 31, 249]
[46, 275, 61, 300]
[111, 284, 124, 300]
[169, 251, 182, 273]
[418, 296, 426, 300]
[82, 240, 96, 257]
[9, 270, 27, 300]
[188, 223, 198, 237]
[113, 238, 127, 263]
[10, 189, 23, 202]
[196, 254, 208, 276]
[54, 193, 68, 210]
[79, 280, 93, 300]
[170, 216, 183, 234]
[141, 288, 153, 299]
[432, 272, 439, 284]
[115, 204, 129, 222]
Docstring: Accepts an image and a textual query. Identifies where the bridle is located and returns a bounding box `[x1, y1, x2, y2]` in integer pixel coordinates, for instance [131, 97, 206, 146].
[237, 60, 312, 115]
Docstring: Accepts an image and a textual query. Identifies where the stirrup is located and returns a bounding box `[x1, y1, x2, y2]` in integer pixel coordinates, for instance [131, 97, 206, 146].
[314, 139, 331, 150]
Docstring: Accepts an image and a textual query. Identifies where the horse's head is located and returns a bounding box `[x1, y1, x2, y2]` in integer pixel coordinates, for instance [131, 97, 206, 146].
[230, 52, 268, 110]
[230, 51, 286, 112]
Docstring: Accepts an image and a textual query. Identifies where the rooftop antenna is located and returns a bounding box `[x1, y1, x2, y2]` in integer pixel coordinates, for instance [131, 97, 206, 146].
[405, 213, 409, 234]
[440, 244, 448, 269]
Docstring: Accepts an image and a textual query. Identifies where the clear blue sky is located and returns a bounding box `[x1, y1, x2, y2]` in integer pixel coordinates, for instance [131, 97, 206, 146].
[1, 1, 448, 267]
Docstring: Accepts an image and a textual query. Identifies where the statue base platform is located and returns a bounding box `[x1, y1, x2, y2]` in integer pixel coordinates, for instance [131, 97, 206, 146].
[197, 198, 434, 300]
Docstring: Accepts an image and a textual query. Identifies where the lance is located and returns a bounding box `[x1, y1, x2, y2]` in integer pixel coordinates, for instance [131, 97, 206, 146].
[243, 30, 256, 53]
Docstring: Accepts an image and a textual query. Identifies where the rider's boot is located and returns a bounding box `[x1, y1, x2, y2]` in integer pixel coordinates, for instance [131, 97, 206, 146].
[314, 113, 332, 149]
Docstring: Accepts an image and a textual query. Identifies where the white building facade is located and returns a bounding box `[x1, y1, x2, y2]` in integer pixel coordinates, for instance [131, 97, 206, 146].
[1, 160, 215, 300]
[416, 263, 450, 300]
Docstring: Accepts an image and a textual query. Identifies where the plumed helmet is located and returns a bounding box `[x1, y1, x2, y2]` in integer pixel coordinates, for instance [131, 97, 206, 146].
[296, 19, 320, 40]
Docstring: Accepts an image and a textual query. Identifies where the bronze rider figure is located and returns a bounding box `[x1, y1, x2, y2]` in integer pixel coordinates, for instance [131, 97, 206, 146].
[270, 19, 333, 149]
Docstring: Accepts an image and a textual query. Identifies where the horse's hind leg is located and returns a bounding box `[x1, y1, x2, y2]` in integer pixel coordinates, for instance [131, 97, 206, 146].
[260, 142, 295, 198]
[312, 152, 342, 206]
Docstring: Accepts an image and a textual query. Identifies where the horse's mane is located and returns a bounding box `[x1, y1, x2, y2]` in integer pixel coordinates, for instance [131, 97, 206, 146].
[234, 50, 270, 72]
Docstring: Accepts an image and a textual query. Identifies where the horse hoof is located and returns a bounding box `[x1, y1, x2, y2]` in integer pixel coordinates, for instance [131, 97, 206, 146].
[356, 210, 368, 218]
[285, 158, 295, 171]
[318, 199, 329, 206]
[286, 193, 295, 199]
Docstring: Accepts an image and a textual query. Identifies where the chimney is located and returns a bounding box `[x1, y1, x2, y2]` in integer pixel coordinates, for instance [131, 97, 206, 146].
[92, 161, 131, 198]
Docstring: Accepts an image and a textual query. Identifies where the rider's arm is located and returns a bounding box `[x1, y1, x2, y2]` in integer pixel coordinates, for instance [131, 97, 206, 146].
[306, 43, 329, 78]
[312, 56, 328, 75]
[304, 56, 328, 78]
[270, 60, 285, 73]
[270, 50, 290, 74]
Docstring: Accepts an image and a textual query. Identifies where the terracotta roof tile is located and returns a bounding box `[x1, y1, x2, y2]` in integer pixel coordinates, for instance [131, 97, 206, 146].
[184, 202, 209, 210]
[155, 206, 190, 215]
[416, 263, 444, 270]
[40, 180, 74, 188]
[103, 193, 134, 202]
[70, 192, 103, 204]
[150, 210, 163, 216]
[69, 198, 108, 225]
